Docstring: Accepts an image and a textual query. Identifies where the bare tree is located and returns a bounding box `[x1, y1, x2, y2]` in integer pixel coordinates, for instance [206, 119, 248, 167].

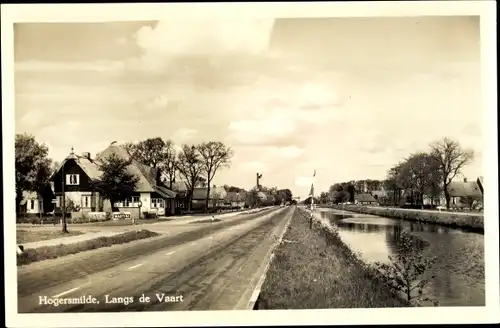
[430, 138, 474, 210]
[176, 145, 204, 212]
[162, 141, 178, 189]
[128, 137, 167, 168]
[198, 142, 234, 213]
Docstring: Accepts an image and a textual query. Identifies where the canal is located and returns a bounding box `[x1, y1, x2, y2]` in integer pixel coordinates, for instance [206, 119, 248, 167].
[318, 208, 485, 307]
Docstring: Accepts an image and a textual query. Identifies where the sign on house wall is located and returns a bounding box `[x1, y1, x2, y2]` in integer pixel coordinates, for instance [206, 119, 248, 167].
[112, 212, 131, 220]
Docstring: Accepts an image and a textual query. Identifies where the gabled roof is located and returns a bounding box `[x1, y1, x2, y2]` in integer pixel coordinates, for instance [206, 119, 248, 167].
[225, 191, 244, 202]
[50, 153, 102, 181]
[447, 181, 483, 198]
[191, 186, 230, 200]
[20, 191, 40, 205]
[51, 143, 176, 197]
[355, 193, 378, 202]
[153, 185, 177, 199]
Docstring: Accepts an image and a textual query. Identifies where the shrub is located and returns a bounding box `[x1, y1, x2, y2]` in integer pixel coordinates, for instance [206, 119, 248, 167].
[374, 231, 438, 306]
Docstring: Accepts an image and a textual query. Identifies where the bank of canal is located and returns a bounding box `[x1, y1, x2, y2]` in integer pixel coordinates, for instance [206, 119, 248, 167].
[318, 208, 485, 307]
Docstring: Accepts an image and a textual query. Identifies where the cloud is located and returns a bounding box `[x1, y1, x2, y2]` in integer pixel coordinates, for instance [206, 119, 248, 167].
[171, 128, 198, 142]
[241, 160, 269, 173]
[295, 176, 314, 187]
[227, 115, 297, 146]
[277, 145, 304, 158]
[134, 19, 274, 57]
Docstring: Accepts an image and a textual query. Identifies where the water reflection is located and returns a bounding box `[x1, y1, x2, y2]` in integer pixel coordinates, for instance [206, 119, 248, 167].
[319, 209, 485, 307]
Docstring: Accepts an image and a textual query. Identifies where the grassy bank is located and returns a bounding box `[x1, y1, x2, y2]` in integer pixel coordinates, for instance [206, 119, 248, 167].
[17, 229, 160, 266]
[257, 208, 408, 309]
[328, 205, 483, 233]
[17, 230, 83, 244]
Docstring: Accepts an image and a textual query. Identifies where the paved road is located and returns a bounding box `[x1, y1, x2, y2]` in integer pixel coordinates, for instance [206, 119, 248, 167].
[18, 206, 294, 313]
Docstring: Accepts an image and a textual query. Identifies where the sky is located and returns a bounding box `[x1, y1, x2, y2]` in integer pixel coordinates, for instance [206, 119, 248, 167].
[14, 16, 483, 199]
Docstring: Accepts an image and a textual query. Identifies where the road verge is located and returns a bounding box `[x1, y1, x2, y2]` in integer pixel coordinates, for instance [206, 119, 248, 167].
[17, 230, 159, 266]
[256, 207, 408, 309]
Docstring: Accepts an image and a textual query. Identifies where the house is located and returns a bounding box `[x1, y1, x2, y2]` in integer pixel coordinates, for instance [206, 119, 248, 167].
[191, 186, 227, 210]
[354, 193, 379, 206]
[447, 177, 483, 207]
[224, 191, 246, 209]
[19, 191, 43, 217]
[50, 142, 177, 219]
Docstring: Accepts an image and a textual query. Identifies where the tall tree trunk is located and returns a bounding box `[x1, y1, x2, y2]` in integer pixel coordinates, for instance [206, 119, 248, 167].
[205, 185, 211, 213]
[16, 188, 23, 218]
[444, 185, 451, 210]
[188, 188, 194, 212]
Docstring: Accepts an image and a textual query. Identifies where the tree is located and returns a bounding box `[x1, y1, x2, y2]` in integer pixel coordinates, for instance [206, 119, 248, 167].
[277, 188, 293, 203]
[385, 163, 405, 206]
[127, 137, 167, 168]
[176, 145, 204, 212]
[162, 141, 178, 189]
[198, 141, 234, 213]
[429, 138, 474, 210]
[319, 191, 330, 204]
[375, 231, 438, 306]
[89, 153, 139, 212]
[15, 134, 52, 216]
[398, 153, 440, 207]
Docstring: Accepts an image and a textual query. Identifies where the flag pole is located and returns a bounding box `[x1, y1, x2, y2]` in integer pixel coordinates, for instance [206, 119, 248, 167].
[309, 170, 316, 230]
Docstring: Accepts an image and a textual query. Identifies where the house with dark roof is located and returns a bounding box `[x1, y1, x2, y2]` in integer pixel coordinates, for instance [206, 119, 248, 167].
[447, 177, 483, 207]
[224, 191, 246, 209]
[50, 142, 177, 219]
[354, 193, 379, 205]
[191, 186, 227, 210]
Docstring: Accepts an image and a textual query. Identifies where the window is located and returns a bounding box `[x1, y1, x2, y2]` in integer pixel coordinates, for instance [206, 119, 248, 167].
[118, 196, 140, 207]
[30, 200, 35, 210]
[152, 198, 164, 208]
[66, 174, 80, 185]
[56, 196, 62, 208]
[82, 196, 91, 208]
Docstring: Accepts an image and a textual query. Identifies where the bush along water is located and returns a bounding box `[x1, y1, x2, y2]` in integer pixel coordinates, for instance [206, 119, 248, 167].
[374, 230, 438, 307]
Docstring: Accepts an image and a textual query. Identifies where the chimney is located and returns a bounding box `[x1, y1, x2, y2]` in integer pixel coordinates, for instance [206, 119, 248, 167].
[464, 178, 467, 183]
[81, 152, 91, 159]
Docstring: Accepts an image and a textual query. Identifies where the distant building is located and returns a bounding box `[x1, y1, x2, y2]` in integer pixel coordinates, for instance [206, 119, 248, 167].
[354, 193, 379, 206]
[447, 177, 483, 207]
[19, 191, 44, 216]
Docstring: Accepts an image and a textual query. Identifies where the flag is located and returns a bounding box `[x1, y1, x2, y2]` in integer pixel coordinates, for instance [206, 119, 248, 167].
[308, 169, 316, 197]
[309, 183, 314, 197]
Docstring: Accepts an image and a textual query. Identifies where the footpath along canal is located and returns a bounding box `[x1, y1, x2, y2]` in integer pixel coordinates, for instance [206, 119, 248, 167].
[318, 208, 485, 307]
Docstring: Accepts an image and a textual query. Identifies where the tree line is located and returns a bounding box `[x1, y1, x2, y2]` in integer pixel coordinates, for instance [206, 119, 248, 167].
[323, 137, 475, 210]
[15, 134, 295, 219]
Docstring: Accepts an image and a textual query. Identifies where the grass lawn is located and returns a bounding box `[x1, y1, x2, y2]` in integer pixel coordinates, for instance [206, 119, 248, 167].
[257, 209, 408, 309]
[17, 229, 83, 244]
[17, 229, 160, 266]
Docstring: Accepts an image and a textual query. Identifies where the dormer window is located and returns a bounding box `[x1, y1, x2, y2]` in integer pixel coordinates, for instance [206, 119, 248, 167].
[66, 174, 80, 185]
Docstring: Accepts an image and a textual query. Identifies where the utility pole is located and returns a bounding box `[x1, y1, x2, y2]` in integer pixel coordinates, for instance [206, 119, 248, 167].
[256, 173, 262, 190]
[61, 162, 68, 233]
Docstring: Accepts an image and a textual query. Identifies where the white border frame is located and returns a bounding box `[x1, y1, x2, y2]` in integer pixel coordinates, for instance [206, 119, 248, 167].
[2, 1, 498, 326]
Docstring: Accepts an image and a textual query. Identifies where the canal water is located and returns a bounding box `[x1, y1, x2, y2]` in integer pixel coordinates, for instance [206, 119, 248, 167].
[318, 208, 485, 307]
